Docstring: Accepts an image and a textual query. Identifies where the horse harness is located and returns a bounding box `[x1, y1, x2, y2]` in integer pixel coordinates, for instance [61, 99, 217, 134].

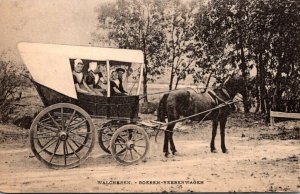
[206, 87, 235, 118]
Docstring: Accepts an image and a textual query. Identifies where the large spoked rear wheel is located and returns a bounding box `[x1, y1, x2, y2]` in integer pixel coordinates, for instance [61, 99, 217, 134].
[30, 103, 95, 169]
[110, 125, 149, 165]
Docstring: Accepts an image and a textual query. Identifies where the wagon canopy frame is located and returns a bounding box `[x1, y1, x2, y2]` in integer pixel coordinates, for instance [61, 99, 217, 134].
[18, 42, 144, 99]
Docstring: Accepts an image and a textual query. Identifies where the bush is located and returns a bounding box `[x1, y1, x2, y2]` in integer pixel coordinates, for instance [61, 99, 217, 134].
[139, 101, 158, 114]
[0, 57, 29, 123]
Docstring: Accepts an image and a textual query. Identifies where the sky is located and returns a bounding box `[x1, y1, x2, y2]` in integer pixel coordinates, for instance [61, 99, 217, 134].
[0, 0, 103, 62]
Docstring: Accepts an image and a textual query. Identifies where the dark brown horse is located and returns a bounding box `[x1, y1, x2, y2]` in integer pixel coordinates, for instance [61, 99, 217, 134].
[157, 73, 248, 157]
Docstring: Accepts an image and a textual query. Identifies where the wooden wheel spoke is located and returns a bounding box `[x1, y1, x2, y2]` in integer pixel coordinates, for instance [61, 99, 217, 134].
[37, 138, 58, 154]
[39, 117, 52, 125]
[133, 137, 145, 142]
[122, 149, 129, 161]
[47, 113, 61, 130]
[117, 135, 126, 142]
[116, 147, 126, 156]
[68, 118, 84, 127]
[114, 143, 126, 145]
[60, 108, 64, 129]
[134, 145, 146, 148]
[65, 110, 77, 131]
[40, 117, 51, 122]
[69, 131, 92, 138]
[66, 140, 81, 160]
[132, 147, 142, 157]
[49, 139, 61, 163]
[37, 136, 55, 147]
[130, 150, 134, 160]
[34, 135, 57, 139]
[38, 122, 59, 133]
[68, 121, 86, 129]
[37, 131, 56, 135]
[63, 141, 68, 165]
[68, 136, 90, 149]
[67, 119, 87, 132]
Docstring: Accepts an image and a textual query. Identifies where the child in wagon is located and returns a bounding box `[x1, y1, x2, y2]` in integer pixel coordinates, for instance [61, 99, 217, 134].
[72, 59, 95, 94]
[85, 61, 107, 96]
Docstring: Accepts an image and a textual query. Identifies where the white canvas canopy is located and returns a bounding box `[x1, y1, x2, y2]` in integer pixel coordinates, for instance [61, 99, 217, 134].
[18, 42, 144, 99]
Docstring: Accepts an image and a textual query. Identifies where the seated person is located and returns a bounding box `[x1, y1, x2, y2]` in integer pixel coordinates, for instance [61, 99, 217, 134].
[85, 62, 106, 96]
[110, 71, 127, 96]
[72, 59, 95, 94]
[116, 67, 128, 94]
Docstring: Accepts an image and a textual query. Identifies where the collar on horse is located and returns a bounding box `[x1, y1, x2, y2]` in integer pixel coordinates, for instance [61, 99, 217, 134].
[207, 87, 231, 105]
[206, 87, 235, 118]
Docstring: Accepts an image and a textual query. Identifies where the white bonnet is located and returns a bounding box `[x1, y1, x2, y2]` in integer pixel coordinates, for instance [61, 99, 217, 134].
[74, 59, 83, 69]
[88, 62, 98, 72]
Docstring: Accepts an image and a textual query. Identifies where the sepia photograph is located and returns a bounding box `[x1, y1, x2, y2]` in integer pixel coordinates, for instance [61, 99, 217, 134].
[0, 0, 299, 192]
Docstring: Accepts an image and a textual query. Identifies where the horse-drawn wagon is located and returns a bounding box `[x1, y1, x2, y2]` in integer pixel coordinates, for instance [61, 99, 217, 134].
[18, 42, 246, 169]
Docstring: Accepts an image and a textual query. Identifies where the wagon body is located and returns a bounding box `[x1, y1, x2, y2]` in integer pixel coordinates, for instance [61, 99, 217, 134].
[34, 82, 140, 119]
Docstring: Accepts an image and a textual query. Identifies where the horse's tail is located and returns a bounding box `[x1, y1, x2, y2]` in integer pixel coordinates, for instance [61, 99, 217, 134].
[157, 93, 169, 122]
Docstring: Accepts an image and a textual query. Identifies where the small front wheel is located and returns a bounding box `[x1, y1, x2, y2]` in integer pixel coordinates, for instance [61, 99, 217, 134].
[98, 120, 127, 154]
[110, 125, 149, 165]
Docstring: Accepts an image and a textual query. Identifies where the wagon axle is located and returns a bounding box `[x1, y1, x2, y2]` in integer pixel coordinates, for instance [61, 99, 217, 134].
[58, 131, 68, 141]
[126, 140, 135, 150]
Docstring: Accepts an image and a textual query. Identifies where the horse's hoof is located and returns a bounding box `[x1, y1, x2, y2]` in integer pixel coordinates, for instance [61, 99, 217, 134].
[222, 149, 229, 154]
[164, 152, 170, 158]
[211, 149, 218, 153]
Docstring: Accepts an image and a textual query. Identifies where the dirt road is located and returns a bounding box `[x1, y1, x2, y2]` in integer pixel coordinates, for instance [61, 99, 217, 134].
[0, 114, 299, 192]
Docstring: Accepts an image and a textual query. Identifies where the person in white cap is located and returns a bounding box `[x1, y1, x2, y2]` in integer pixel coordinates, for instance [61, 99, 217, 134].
[72, 59, 94, 94]
[86, 61, 106, 96]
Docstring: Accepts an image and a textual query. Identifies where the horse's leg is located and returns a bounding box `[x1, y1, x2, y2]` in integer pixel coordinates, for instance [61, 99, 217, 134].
[169, 123, 177, 155]
[163, 130, 170, 157]
[163, 107, 178, 157]
[220, 117, 229, 153]
[210, 119, 218, 153]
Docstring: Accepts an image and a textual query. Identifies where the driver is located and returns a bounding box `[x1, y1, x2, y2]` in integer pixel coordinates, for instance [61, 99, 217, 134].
[110, 71, 127, 96]
[116, 67, 127, 94]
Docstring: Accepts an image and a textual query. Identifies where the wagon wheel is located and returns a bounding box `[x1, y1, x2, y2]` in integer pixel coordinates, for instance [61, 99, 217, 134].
[36, 112, 90, 156]
[98, 120, 127, 154]
[110, 125, 149, 165]
[30, 103, 95, 169]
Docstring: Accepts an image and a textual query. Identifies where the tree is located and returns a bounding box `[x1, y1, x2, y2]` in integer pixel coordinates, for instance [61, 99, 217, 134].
[94, 0, 168, 101]
[163, 0, 198, 90]
[248, 0, 300, 114]
[193, 0, 240, 89]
